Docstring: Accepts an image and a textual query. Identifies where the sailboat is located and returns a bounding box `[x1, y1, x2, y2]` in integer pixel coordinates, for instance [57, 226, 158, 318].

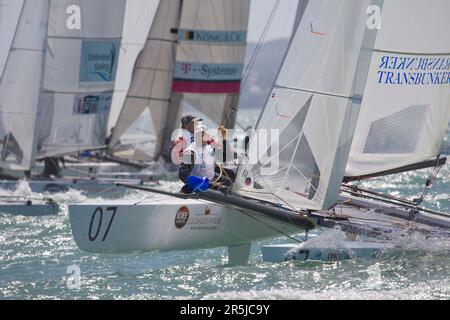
[106, 0, 250, 175]
[0, 0, 147, 214]
[68, 0, 378, 264]
[68, 0, 450, 264]
[262, 0, 450, 262]
[317, 0, 450, 235]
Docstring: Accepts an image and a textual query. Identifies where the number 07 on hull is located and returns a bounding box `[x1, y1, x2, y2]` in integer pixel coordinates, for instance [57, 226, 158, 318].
[68, 195, 303, 254]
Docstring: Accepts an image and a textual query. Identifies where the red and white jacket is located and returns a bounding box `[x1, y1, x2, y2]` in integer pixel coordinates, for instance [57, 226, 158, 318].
[171, 130, 221, 165]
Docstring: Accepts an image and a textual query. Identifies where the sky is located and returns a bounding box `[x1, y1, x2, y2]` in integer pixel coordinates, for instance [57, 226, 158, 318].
[247, 0, 298, 42]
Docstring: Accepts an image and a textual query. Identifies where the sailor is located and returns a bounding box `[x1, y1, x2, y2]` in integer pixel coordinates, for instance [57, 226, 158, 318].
[171, 115, 220, 165]
[171, 115, 197, 165]
[178, 124, 232, 193]
[41, 157, 64, 179]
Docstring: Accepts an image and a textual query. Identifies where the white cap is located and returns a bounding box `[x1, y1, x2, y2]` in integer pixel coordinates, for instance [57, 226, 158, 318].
[195, 124, 208, 133]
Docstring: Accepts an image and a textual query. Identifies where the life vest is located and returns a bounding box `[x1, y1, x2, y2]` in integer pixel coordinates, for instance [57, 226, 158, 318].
[184, 142, 216, 180]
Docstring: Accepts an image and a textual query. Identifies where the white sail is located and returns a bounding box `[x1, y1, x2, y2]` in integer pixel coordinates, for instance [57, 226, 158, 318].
[170, 0, 251, 127]
[0, 0, 24, 78]
[345, 0, 450, 179]
[235, 0, 381, 211]
[109, 0, 179, 161]
[36, 0, 126, 158]
[108, 0, 160, 132]
[111, 0, 250, 162]
[0, 0, 49, 170]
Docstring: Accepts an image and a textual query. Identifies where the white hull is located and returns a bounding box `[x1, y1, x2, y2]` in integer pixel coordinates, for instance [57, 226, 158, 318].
[0, 199, 59, 216]
[262, 241, 391, 263]
[68, 194, 303, 254]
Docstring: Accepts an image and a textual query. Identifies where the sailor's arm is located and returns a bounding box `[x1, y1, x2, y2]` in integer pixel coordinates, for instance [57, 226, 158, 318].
[178, 150, 195, 184]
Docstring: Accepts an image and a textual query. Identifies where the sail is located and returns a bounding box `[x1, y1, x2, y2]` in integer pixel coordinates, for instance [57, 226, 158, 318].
[36, 0, 126, 158]
[108, 0, 161, 133]
[111, 0, 250, 162]
[171, 0, 250, 124]
[0, 0, 48, 170]
[345, 0, 450, 180]
[109, 0, 179, 161]
[235, 0, 381, 211]
[160, 0, 251, 160]
[0, 0, 24, 78]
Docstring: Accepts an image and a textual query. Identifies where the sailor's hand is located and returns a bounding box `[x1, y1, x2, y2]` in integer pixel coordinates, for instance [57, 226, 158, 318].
[218, 125, 228, 139]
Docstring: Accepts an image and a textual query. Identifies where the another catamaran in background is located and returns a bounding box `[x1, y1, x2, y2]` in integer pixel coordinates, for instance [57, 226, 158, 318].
[0, 0, 146, 213]
[262, 0, 450, 261]
[0, 0, 252, 214]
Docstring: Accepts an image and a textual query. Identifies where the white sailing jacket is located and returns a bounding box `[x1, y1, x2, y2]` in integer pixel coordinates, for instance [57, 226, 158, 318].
[183, 142, 216, 180]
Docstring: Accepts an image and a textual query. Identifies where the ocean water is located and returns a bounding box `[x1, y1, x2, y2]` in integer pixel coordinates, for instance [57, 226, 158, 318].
[0, 165, 449, 300]
[1, 129, 450, 299]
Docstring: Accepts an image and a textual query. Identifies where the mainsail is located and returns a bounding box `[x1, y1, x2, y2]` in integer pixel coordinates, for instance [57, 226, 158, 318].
[0, 0, 48, 170]
[345, 0, 450, 180]
[108, 0, 160, 132]
[110, 0, 179, 161]
[36, 0, 126, 158]
[0, 0, 24, 78]
[168, 0, 251, 128]
[110, 0, 250, 162]
[235, 0, 382, 211]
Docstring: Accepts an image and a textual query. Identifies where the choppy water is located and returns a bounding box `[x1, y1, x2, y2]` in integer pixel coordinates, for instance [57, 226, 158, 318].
[0, 162, 450, 299]
[1, 161, 450, 300]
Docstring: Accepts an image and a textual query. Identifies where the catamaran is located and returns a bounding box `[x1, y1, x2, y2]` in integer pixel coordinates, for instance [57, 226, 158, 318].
[68, 0, 371, 262]
[260, 0, 450, 261]
[69, 0, 450, 264]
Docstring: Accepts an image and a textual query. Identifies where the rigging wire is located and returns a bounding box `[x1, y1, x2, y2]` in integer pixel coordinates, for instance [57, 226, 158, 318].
[225, 0, 281, 131]
[413, 155, 444, 208]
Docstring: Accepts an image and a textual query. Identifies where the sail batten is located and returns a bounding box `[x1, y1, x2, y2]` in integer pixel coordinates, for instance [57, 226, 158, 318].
[274, 85, 363, 100]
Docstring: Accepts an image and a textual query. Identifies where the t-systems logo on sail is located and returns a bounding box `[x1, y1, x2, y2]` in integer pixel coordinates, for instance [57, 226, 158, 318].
[80, 40, 120, 82]
[173, 62, 243, 94]
[377, 54, 450, 85]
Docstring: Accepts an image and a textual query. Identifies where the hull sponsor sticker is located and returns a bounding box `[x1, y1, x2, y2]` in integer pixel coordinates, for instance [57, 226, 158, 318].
[175, 206, 190, 229]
